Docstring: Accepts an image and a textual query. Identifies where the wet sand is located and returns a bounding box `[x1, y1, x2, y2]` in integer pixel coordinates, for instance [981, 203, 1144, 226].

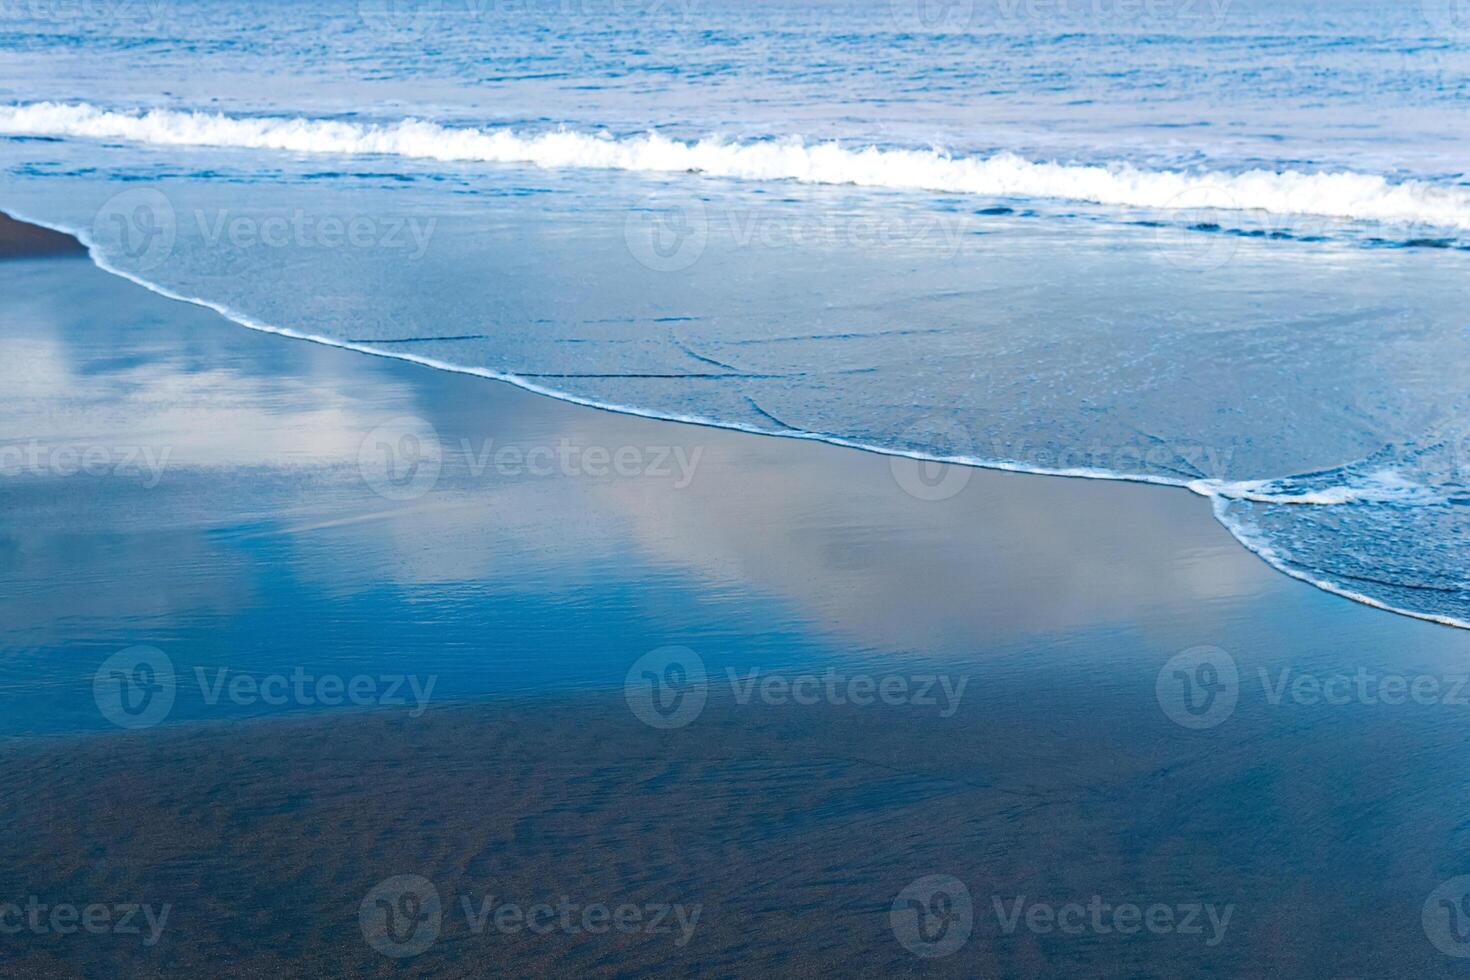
[3, 224, 1470, 977]
[0, 212, 85, 259]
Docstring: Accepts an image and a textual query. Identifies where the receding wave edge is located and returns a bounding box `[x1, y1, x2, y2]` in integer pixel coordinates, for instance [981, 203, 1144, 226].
[3, 203, 1464, 631]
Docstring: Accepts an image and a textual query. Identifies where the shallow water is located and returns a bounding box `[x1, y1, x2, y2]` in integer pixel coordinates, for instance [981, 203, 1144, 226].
[2, 253, 1289, 737]
[2, 0, 1468, 623]
[4, 256, 1470, 977]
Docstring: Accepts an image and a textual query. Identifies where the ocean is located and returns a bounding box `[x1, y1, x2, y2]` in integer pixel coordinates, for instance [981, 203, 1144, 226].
[3, 0, 1469, 625]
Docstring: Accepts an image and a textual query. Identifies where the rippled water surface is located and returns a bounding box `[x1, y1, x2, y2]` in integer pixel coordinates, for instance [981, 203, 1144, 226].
[3, 0, 1469, 623]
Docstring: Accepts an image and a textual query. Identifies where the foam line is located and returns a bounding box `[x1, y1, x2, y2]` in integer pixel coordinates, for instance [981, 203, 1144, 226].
[4, 101, 1469, 230]
[7, 199, 1466, 631]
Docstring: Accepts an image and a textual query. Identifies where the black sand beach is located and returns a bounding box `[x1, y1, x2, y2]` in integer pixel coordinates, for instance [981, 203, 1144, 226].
[4, 220, 1470, 977]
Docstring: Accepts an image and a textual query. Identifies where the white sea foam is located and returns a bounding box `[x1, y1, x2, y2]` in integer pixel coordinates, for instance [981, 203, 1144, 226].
[4, 101, 1469, 231]
[1198, 469, 1447, 507]
[1208, 496, 1470, 631]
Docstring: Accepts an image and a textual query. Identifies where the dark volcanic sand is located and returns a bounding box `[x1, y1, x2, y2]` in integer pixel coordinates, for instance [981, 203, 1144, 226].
[0, 212, 86, 260]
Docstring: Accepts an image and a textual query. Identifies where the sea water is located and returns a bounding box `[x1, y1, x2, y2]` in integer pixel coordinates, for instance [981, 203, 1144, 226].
[2, 0, 1469, 624]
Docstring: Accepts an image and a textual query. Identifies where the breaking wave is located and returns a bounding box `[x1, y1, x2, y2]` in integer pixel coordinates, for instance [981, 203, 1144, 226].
[4, 101, 1469, 231]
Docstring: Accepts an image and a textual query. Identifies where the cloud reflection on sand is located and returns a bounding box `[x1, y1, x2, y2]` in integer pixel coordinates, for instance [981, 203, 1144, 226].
[3, 254, 1270, 673]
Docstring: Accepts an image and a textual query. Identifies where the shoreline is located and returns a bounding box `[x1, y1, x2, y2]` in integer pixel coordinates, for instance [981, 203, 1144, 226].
[4, 215, 1470, 975]
[3, 208, 1460, 633]
[0, 210, 86, 258]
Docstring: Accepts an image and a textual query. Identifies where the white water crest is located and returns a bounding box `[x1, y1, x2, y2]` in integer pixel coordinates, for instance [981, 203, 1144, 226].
[4, 101, 1470, 231]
